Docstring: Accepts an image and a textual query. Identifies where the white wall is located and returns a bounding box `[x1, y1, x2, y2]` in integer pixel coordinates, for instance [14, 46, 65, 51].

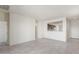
[37, 21, 45, 38]
[0, 12, 7, 43]
[66, 18, 71, 40]
[9, 13, 35, 45]
[70, 18, 79, 38]
[0, 22, 7, 43]
[37, 17, 67, 42]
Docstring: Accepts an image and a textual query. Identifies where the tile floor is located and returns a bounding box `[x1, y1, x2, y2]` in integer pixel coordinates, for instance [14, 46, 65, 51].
[0, 38, 79, 54]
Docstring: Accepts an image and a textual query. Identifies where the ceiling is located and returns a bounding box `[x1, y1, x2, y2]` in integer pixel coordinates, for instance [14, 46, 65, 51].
[10, 5, 79, 20]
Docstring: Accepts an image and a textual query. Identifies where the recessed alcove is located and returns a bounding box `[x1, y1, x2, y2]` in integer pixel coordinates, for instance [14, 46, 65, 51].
[47, 21, 63, 31]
